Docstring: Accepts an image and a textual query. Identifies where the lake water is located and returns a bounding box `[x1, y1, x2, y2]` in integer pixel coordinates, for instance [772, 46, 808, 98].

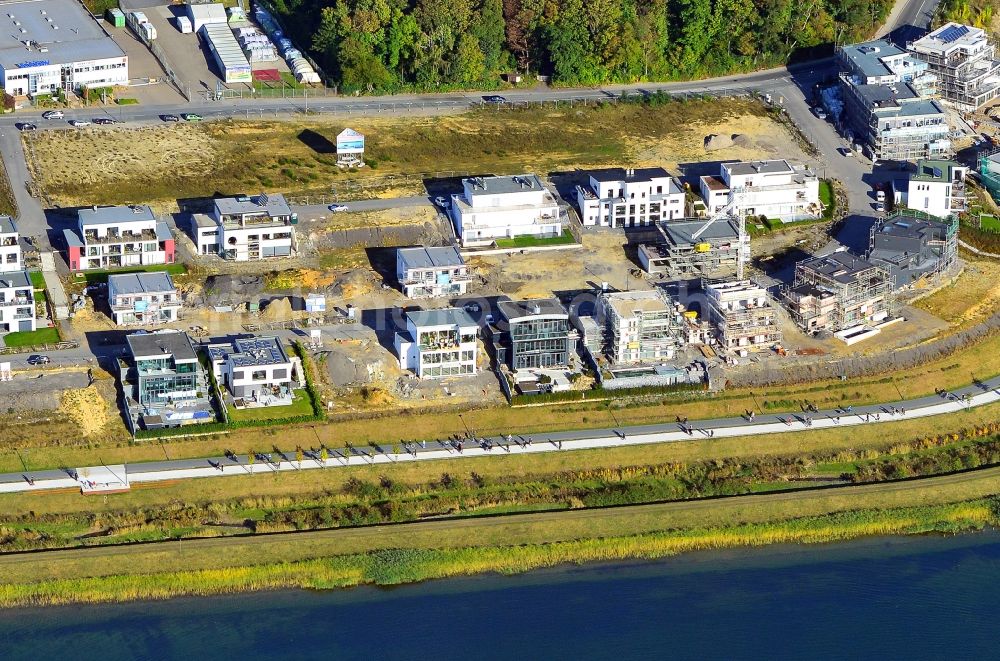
[3, 531, 1000, 660]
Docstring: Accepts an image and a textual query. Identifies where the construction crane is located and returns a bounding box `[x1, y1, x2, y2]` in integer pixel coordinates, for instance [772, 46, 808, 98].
[691, 187, 748, 280]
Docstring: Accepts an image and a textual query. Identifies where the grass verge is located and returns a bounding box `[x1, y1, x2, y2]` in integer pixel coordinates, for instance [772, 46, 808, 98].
[494, 229, 576, 249]
[72, 263, 188, 286]
[3, 326, 60, 347]
[226, 390, 315, 422]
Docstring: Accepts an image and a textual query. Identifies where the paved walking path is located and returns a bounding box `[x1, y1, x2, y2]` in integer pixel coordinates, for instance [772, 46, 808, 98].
[2, 376, 997, 495]
[39, 252, 69, 320]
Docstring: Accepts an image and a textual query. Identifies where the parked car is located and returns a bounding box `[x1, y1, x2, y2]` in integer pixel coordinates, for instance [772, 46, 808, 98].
[26, 355, 50, 365]
[876, 189, 886, 202]
[434, 196, 449, 208]
[181, 113, 202, 122]
[812, 107, 828, 120]
[875, 201, 886, 213]
[838, 147, 853, 157]
[17, 122, 36, 132]
[160, 114, 180, 122]
[328, 204, 349, 213]
[41, 110, 64, 120]
[69, 119, 90, 127]
[93, 117, 116, 125]
[483, 95, 507, 104]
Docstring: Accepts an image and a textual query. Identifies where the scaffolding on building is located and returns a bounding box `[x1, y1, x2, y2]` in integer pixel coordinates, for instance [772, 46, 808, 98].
[867, 208, 958, 284]
[703, 279, 782, 352]
[782, 254, 896, 333]
[979, 148, 1000, 203]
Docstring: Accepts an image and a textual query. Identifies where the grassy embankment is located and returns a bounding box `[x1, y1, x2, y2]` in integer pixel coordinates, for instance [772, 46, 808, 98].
[26, 97, 777, 207]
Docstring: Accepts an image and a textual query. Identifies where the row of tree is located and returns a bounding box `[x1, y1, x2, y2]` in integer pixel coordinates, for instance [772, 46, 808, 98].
[267, 0, 894, 91]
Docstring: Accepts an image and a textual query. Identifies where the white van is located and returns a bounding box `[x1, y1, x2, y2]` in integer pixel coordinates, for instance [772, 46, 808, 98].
[176, 16, 192, 33]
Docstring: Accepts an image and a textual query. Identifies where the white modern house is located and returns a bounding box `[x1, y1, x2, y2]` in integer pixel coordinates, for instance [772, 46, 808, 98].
[0, 270, 35, 333]
[595, 289, 683, 364]
[704, 280, 781, 353]
[908, 22, 1000, 111]
[576, 167, 685, 227]
[700, 160, 821, 221]
[394, 308, 478, 379]
[0, 216, 21, 273]
[107, 272, 181, 327]
[64, 205, 175, 272]
[449, 175, 562, 247]
[207, 336, 297, 406]
[892, 159, 967, 219]
[194, 193, 297, 261]
[395, 246, 473, 298]
[0, 0, 128, 97]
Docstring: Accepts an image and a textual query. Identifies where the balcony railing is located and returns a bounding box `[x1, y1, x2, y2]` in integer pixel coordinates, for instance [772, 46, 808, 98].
[83, 230, 157, 245]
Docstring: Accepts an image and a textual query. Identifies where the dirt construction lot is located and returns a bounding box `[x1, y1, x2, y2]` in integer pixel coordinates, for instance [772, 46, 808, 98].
[24, 98, 809, 208]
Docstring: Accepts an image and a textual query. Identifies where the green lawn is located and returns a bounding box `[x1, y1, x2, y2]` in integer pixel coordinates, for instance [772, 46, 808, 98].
[28, 271, 45, 289]
[495, 229, 576, 249]
[3, 326, 60, 347]
[980, 215, 1000, 232]
[819, 179, 835, 219]
[74, 264, 187, 286]
[33, 291, 45, 303]
[226, 389, 315, 422]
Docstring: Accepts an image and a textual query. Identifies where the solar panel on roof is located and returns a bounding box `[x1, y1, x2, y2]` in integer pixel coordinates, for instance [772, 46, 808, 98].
[933, 167, 942, 178]
[938, 24, 970, 43]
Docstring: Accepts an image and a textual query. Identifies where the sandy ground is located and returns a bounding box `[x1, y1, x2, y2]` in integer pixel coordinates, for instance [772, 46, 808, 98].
[914, 257, 1000, 328]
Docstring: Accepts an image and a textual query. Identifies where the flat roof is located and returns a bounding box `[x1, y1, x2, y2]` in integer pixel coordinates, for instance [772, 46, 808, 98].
[200, 22, 250, 72]
[602, 289, 672, 316]
[108, 271, 175, 296]
[911, 159, 963, 182]
[127, 331, 198, 362]
[660, 218, 740, 245]
[588, 167, 671, 183]
[464, 174, 545, 196]
[497, 298, 567, 321]
[79, 205, 156, 226]
[188, 3, 227, 20]
[0, 0, 126, 71]
[910, 22, 985, 53]
[208, 336, 289, 367]
[724, 160, 794, 176]
[406, 307, 477, 328]
[840, 40, 907, 79]
[0, 268, 29, 288]
[397, 246, 464, 270]
[874, 214, 949, 241]
[214, 192, 290, 217]
[0, 215, 14, 234]
[700, 175, 729, 192]
[798, 252, 880, 284]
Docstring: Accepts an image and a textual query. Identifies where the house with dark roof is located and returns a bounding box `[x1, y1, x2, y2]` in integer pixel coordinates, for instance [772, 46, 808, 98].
[122, 331, 214, 430]
[65, 205, 175, 271]
[489, 298, 578, 371]
[782, 252, 895, 333]
[194, 193, 297, 261]
[395, 246, 472, 298]
[866, 211, 958, 288]
[575, 167, 685, 227]
[207, 336, 298, 406]
[107, 272, 180, 326]
[0, 269, 35, 333]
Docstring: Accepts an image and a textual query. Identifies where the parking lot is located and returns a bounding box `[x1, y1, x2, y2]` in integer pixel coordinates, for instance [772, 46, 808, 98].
[103, 19, 185, 105]
[142, 4, 226, 96]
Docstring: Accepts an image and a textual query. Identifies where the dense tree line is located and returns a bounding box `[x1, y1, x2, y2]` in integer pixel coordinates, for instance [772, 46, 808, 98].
[267, 0, 894, 91]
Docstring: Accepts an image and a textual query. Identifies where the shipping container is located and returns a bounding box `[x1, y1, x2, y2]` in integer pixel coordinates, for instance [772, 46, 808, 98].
[106, 8, 125, 28]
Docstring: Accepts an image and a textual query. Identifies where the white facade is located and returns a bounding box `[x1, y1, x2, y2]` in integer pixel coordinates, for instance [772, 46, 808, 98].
[576, 168, 685, 227]
[395, 246, 472, 299]
[449, 175, 561, 247]
[704, 280, 781, 352]
[107, 272, 180, 327]
[66, 205, 175, 271]
[394, 308, 478, 379]
[908, 23, 1000, 111]
[0, 217, 21, 273]
[0, 0, 129, 97]
[893, 160, 968, 219]
[595, 290, 682, 364]
[0, 270, 35, 333]
[208, 336, 295, 404]
[196, 193, 297, 262]
[187, 3, 228, 32]
[700, 160, 821, 221]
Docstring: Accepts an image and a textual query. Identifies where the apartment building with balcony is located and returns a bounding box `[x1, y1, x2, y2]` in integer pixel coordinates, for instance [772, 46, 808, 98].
[892, 159, 967, 219]
[595, 289, 683, 364]
[0, 216, 21, 273]
[449, 175, 562, 247]
[490, 298, 578, 370]
[207, 336, 296, 406]
[699, 160, 820, 221]
[576, 167, 685, 227]
[866, 210, 959, 288]
[839, 39, 937, 95]
[395, 246, 473, 299]
[194, 193, 297, 261]
[0, 270, 35, 333]
[122, 331, 214, 430]
[107, 272, 180, 327]
[704, 280, 781, 353]
[394, 308, 478, 379]
[908, 22, 1000, 111]
[65, 205, 175, 271]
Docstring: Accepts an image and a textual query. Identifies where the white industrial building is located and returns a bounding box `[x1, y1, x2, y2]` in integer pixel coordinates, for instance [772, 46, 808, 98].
[187, 3, 228, 32]
[576, 167, 685, 227]
[704, 280, 781, 353]
[395, 246, 472, 299]
[194, 193, 297, 261]
[107, 271, 180, 327]
[892, 159, 967, 219]
[200, 23, 250, 84]
[0, 0, 128, 97]
[595, 289, 683, 364]
[908, 22, 1000, 111]
[0, 216, 21, 272]
[207, 336, 297, 406]
[449, 175, 562, 247]
[395, 308, 479, 379]
[700, 160, 821, 221]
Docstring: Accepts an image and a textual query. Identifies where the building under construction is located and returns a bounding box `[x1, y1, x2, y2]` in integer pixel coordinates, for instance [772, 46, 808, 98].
[783, 252, 895, 334]
[638, 219, 750, 278]
[866, 210, 958, 289]
[595, 289, 684, 364]
[704, 280, 782, 353]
